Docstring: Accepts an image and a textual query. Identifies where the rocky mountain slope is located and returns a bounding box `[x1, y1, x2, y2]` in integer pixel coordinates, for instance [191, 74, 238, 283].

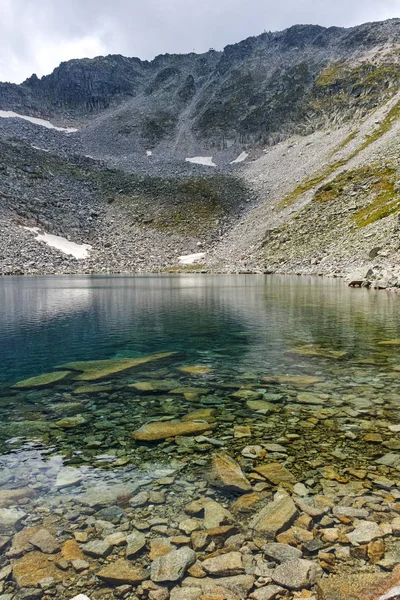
[0, 19, 400, 284]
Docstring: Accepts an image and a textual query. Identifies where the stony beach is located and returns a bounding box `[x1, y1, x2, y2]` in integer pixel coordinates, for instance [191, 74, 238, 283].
[0, 340, 399, 600]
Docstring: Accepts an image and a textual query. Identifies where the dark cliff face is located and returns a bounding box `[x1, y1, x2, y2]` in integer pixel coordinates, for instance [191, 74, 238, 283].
[2, 19, 400, 149]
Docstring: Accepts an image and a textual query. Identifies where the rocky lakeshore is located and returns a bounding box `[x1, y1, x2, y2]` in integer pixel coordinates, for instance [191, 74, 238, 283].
[0, 340, 399, 600]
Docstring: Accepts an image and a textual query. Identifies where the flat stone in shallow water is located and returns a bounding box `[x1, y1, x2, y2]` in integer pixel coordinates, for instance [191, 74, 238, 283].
[133, 420, 216, 441]
[253, 463, 296, 485]
[263, 542, 303, 563]
[12, 371, 71, 388]
[250, 586, 286, 600]
[81, 539, 113, 558]
[263, 375, 323, 386]
[231, 389, 262, 400]
[129, 380, 179, 392]
[150, 547, 196, 582]
[55, 468, 82, 489]
[317, 566, 400, 600]
[0, 508, 26, 532]
[272, 558, 322, 590]
[12, 551, 67, 586]
[58, 351, 176, 381]
[97, 559, 148, 585]
[346, 520, 383, 545]
[209, 451, 251, 493]
[250, 494, 298, 539]
[177, 365, 213, 375]
[73, 384, 113, 394]
[126, 531, 146, 558]
[78, 484, 138, 508]
[182, 575, 254, 599]
[29, 529, 59, 554]
[201, 552, 244, 576]
[61, 540, 85, 561]
[246, 400, 276, 412]
[56, 415, 87, 429]
[287, 345, 348, 359]
[0, 488, 35, 508]
[182, 408, 217, 422]
[296, 392, 326, 405]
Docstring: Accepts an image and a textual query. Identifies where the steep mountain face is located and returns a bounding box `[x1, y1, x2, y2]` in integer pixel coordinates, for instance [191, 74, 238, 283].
[2, 19, 400, 153]
[0, 19, 400, 283]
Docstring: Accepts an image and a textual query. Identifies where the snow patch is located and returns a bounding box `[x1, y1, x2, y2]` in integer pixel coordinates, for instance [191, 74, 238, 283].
[178, 253, 205, 265]
[230, 151, 249, 164]
[146, 150, 153, 156]
[0, 110, 78, 133]
[23, 227, 91, 259]
[185, 156, 216, 167]
[31, 145, 49, 152]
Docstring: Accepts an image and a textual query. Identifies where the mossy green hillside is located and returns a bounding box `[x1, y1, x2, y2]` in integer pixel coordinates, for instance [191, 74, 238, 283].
[314, 164, 400, 227]
[311, 61, 400, 115]
[281, 95, 400, 209]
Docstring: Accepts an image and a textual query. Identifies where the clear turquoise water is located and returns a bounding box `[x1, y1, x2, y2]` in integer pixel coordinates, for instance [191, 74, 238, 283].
[0, 274, 399, 464]
[1, 274, 399, 387]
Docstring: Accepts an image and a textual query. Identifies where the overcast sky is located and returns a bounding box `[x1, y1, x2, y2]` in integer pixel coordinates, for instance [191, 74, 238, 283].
[1, 0, 400, 83]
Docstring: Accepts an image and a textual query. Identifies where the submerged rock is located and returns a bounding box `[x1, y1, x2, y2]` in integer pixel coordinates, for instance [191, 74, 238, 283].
[29, 528, 60, 554]
[178, 365, 212, 375]
[58, 351, 176, 381]
[231, 389, 262, 401]
[246, 400, 276, 412]
[0, 488, 35, 508]
[378, 339, 400, 346]
[78, 484, 138, 509]
[12, 551, 68, 586]
[73, 384, 114, 394]
[129, 380, 179, 392]
[263, 375, 323, 386]
[126, 531, 146, 558]
[56, 415, 87, 429]
[181, 575, 254, 599]
[201, 551, 244, 576]
[263, 542, 303, 563]
[346, 521, 384, 545]
[287, 345, 348, 359]
[12, 370, 71, 388]
[209, 451, 252, 493]
[97, 559, 148, 585]
[253, 463, 296, 486]
[272, 558, 322, 589]
[0, 508, 26, 532]
[55, 468, 82, 489]
[316, 566, 400, 600]
[250, 585, 286, 599]
[82, 539, 113, 558]
[151, 547, 196, 582]
[250, 494, 298, 539]
[182, 408, 217, 422]
[133, 420, 216, 441]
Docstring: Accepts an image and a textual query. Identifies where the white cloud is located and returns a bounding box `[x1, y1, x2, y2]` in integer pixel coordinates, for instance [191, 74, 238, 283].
[34, 35, 107, 77]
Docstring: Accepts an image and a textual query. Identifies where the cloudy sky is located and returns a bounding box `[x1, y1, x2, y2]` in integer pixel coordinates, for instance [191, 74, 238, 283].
[1, 0, 400, 83]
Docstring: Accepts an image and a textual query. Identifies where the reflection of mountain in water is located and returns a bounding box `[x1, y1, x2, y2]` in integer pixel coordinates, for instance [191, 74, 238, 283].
[0, 275, 399, 385]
